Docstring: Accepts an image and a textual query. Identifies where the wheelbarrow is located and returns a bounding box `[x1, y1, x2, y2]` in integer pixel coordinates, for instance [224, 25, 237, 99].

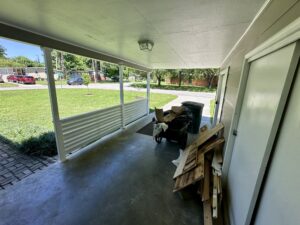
[154, 114, 190, 149]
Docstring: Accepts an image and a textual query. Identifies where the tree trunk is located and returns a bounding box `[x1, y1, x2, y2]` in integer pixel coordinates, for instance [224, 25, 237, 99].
[208, 76, 214, 89]
[158, 77, 161, 86]
[178, 71, 182, 87]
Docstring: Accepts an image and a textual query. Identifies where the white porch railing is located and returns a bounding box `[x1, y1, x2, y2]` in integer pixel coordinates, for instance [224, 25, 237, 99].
[59, 98, 147, 154]
[60, 105, 122, 154]
[124, 98, 148, 125]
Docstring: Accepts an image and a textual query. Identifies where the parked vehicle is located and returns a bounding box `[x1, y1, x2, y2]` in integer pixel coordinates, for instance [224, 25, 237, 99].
[111, 75, 119, 82]
[7, 74, 18, 82]
[67, 73, 83, 85]
[20, 76, 36, 84]
[16, 75, 24, 83]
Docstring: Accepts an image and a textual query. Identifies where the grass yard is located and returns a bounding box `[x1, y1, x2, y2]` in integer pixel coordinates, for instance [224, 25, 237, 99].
[210, 99, 215, 118]
[0, 82, 19, 88]
[0, 89, 176, 144]
[35, 80, 65, 85]
[210, 99, 216, 123]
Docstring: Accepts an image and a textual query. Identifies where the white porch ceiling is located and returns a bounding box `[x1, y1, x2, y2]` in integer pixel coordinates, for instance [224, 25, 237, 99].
[0, 0, 265, 69]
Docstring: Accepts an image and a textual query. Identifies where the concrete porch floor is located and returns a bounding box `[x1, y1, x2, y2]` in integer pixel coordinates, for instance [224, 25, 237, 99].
[0, 120, 203, 225]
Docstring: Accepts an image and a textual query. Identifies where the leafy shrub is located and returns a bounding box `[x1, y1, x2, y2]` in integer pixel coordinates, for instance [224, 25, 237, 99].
[18, 132, 57, 156]
[130, 83, 216, 92]
[82, 73, 91, 86]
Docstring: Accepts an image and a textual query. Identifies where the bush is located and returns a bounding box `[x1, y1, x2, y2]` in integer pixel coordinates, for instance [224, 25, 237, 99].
[18, 132, 57, 157]
[130, 83, 216, 92]
[82, 73, 91, 86]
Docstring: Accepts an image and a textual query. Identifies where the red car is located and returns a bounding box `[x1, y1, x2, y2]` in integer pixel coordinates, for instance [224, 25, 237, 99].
[19, 76, 36, 84]
[7, 74, 18, 83]
[16, 75, 24, 83]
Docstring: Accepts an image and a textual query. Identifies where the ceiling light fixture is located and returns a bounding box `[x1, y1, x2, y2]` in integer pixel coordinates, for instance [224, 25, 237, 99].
[138, 40, 154, 52]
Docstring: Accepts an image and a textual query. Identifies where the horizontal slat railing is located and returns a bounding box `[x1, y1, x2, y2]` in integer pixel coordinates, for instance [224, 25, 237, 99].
[124, 98, 147, 125]
[60, 105, 122, 153]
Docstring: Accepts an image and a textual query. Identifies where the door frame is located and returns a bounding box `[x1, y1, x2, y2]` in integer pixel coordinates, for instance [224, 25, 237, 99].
[213, 67, 229, 127]
[223, 18, 300, 225]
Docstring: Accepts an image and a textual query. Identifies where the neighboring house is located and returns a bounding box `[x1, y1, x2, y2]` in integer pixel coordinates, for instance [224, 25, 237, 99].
[165, 77, 218, 87]
[0, 67, 47, 80]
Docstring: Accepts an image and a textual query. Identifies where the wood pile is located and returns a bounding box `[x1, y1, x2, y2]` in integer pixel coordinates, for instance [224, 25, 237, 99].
[173, 123, 225, 225]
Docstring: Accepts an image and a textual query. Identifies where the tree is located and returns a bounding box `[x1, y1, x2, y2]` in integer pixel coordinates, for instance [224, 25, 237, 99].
[102, 62, 119, 81]
[13, 56, 34, 67]
[82, 73, 91, 94]
[12, 56, 44, 67]
[201, 68, 219, 88]
[63, 54, 89, 71]
[153, 69, 167, 86]
[0, 45, 6, 58]
[0, 58, 23, 67]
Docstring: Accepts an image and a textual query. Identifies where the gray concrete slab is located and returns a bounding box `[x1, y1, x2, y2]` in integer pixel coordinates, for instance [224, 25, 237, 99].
[0, 129, 203, 225]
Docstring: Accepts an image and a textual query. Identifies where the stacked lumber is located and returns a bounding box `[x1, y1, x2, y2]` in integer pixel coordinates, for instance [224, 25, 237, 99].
[172, 123, 225, 224]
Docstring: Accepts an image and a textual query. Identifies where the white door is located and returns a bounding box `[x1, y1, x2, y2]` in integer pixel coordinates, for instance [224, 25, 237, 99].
[213, 68, 229, 126]
[227, 42, 298, 225]
[254, 55, 300, 225]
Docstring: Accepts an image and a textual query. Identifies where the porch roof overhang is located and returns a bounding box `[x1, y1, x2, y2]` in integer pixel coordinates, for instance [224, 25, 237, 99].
[0, 0, 266, 69]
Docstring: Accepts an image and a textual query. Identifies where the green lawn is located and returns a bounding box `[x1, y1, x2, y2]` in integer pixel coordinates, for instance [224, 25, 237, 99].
[35, 80, 66, 85]
[0, 82, 19, 88]
[0, 89, 176, 144]
[210, 99, 216, 123]
[131, 82, 216, 92]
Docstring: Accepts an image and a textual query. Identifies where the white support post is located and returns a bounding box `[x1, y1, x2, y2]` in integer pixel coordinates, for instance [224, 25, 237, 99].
[146, 71, 151, 115]
[42, 47, 66, 162]
[119, 64, 125, 129]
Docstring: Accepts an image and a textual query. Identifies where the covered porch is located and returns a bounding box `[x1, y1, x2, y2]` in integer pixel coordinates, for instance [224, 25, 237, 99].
[1, 0, 300, 225]
[0, 118, 203, 225]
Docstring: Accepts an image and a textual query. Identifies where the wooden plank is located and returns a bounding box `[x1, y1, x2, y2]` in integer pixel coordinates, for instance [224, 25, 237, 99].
[173, 157, 204, 192]
[202, 159, 211, 201]
[183, 159, 197, 172]
[203, 200, 213, 225]
[173, 149, 189, 179]
[180, 173, 189, 188]
[163, 112, 177, 123]
[194, 123, 224, 149]
[174, 174, 181, 190]
[186, 149, 197, 164]
[198, 137, 225, 155]
[212, 175, 218, 218]
[218, 176, 223, 200]
[173, 123, 224, 179]
[195, 153, 204, 180]
[198, 179, 203, 195]
[216, 175, 220, 194]
[215, 144, 223, 164]
[187, 169, 195, 185]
